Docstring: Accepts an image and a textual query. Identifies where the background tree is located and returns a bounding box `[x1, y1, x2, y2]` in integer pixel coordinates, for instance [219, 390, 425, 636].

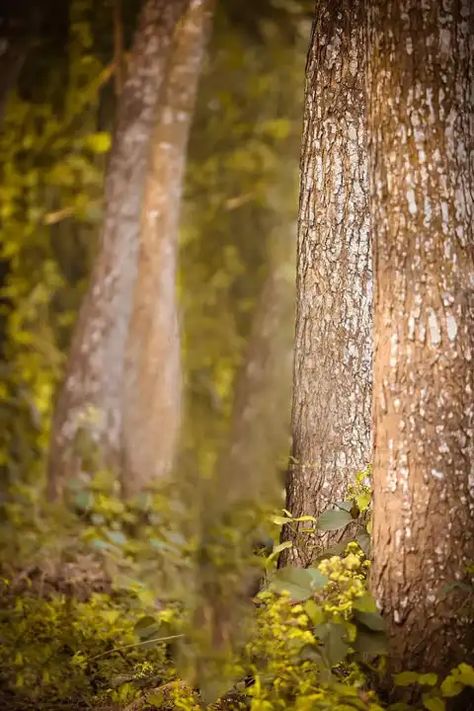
[283, 0, 372, 565]
[368, 0, 473, 679]
[47, 0, 189, 500]
[190, 183, 297, 681]
[122, 0, 214, 496]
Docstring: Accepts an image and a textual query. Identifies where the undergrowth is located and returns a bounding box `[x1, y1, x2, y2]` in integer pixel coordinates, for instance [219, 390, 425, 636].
[0, 471, 472, 710]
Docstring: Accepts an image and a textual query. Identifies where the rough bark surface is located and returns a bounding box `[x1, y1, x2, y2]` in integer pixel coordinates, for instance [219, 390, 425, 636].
[122, 0, 214, 497]
[368, 0, 474, 676]
[283, 0, 372, 565]
[48, 0, 189, 500]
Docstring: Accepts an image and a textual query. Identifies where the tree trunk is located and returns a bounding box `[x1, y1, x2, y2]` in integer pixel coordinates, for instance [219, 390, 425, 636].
[216, 249, 294, 508]
[283, 0, 372, 565]
[47, 0, 189, 500]
[369, 0, 473, 678]
[122, 0, 214, 497]
[190, 230, 295, 684]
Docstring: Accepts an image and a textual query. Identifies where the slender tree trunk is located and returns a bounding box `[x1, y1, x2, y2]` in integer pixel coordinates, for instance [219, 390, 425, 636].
[216, 248, 294, 507]
[48, 0, 189, 500]
[122, 0, 214, 497]
[191, 230, 295, 682]
[283, 0, 372, 565]
[369, 0, 473, 678]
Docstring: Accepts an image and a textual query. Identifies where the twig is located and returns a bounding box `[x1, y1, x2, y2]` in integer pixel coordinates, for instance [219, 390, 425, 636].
[88, 634, 184, 661]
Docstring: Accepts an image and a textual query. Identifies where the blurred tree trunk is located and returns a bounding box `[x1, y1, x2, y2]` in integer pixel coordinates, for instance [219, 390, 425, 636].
[47, 0, 189, 500]
[215, 233, 295, 508]
[191, 228, 295, 685]
[369, 0, 473, 679]
[122, 0, 214, 497]
[283, 0, 372, 565]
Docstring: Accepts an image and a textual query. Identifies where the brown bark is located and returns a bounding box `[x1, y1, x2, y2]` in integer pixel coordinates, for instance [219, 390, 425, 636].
[283, 0, 372, 565]
[369, 0, 474, 677]
[122, 0, 214, 497]
[48, 0, 190, 500]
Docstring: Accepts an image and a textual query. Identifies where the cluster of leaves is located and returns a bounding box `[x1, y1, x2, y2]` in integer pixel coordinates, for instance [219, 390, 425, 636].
[0, 582, 174, 708]
[270, 467, 373, 564]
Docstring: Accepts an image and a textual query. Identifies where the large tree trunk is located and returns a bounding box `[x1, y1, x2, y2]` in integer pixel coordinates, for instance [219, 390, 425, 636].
[48, 0, 189, 500]
[122, 0, 214, 497]
[369, 0, 473, 678]
[283, 0, 372, 565]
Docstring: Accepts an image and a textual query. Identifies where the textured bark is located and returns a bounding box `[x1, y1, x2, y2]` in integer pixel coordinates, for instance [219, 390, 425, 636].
[283, 0, 372, 565]
[48, 0, 189, 500]
[368, 0, 474, 677]
[122, 0, 214, 497]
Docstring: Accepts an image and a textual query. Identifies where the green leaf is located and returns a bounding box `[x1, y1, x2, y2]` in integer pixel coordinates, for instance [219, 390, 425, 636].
[314, 542, 348, 562]
[299, 644, 323, 663]
[423, 695, 445, 711]
[292, 514, 317, 523]
[355, 491, 371, 512]
[441, 663, 474, 697]
[356, 531, 371, 556]
[354, 609, 385, 632]
[441, 676, 463, 697]
[306, 568, 328, 589]
[106, 530, 127, 546]
[457, 663, 474, 686]
[266, 540, 292, 562]
[353, 628, 388, 657]
[73, 490, 93, 511]
[314, 622, 349, 666]
[271, 515, 294, 525]
[335, 500, 354, 513]
[134, 615, 157, 631]
[84, 132, 111, 153]
[269, 567, 327, 602]
[317, 509, 353, 531]
[418, 674, 438, 687]
[353, 594, 378, 613]
[134, 615, 161, 640]
[304, 599, 324, 625]
[395, 671, 423, 686]
[146, 691, 164, 706]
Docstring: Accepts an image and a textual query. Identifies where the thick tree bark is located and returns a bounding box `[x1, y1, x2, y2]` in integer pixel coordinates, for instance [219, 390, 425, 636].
[283, 0, 372, 565]
[369, 0, 473, 678]
[48, 0, 189, 500]
[122, 0, 214, 497]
